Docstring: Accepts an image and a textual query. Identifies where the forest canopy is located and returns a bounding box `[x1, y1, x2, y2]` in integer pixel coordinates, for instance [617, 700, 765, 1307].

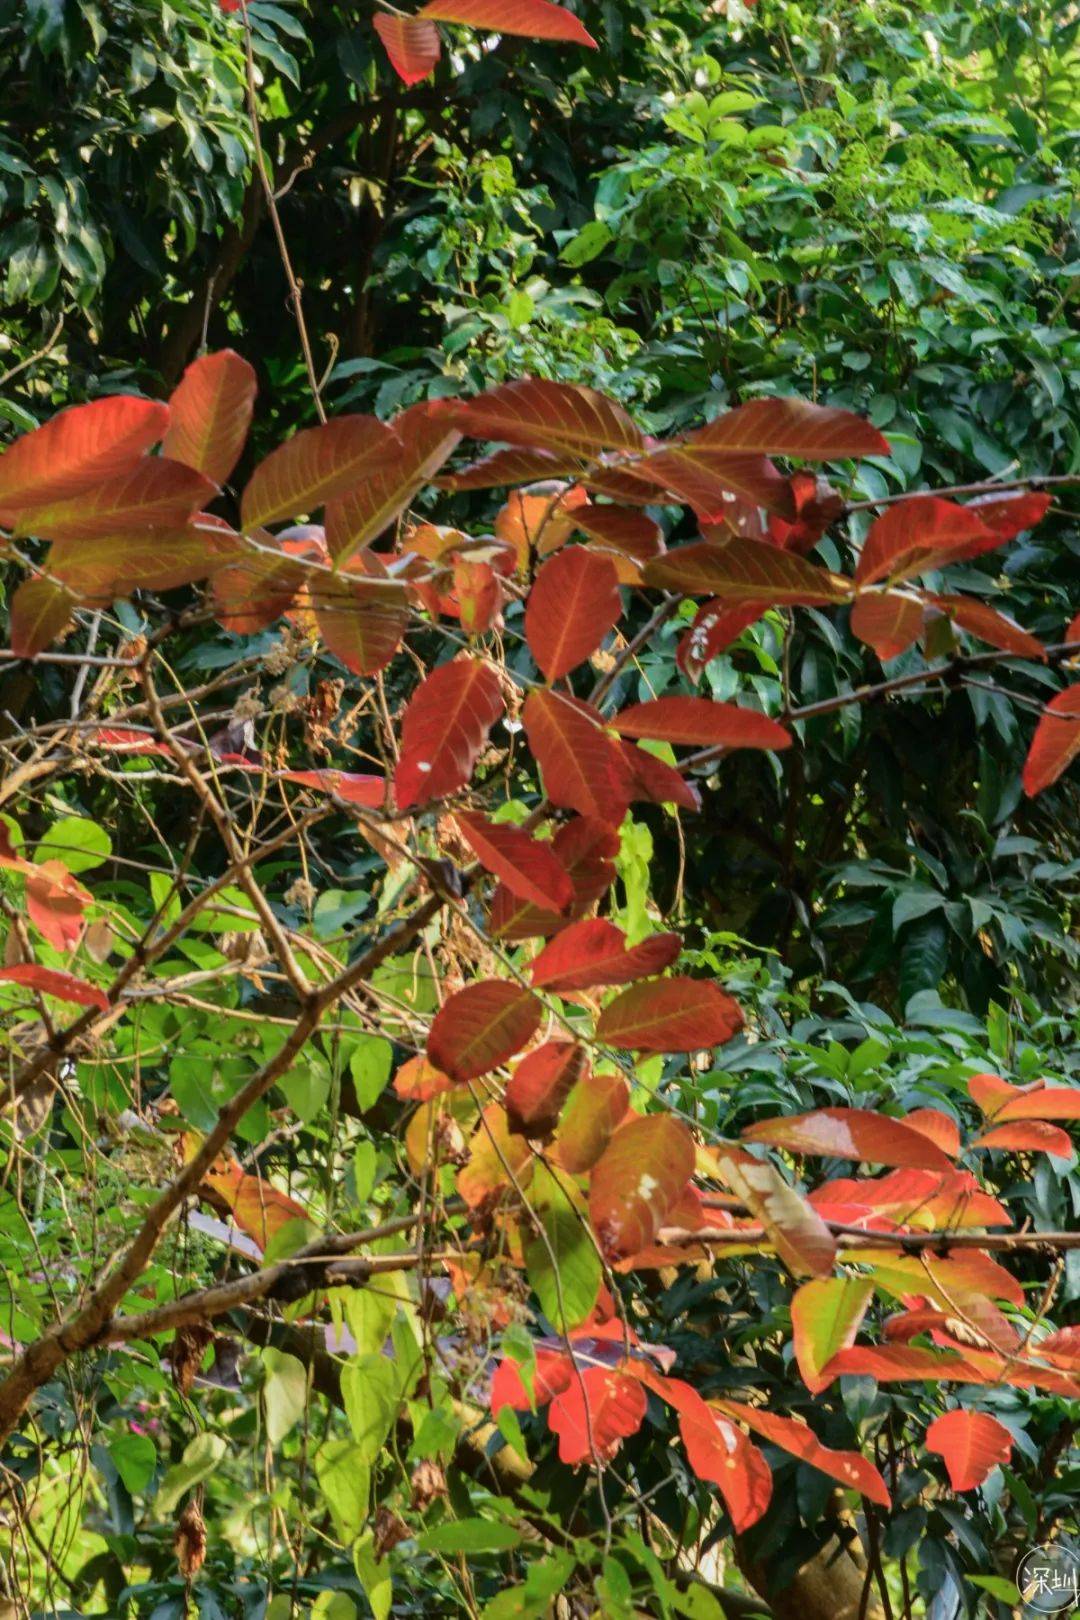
[1, 3, 1079, 1619]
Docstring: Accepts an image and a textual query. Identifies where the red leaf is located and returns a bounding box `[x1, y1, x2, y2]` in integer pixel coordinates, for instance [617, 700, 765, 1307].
[768, 471, 844, 553]
[0, 397, 169, 513]
[457, 1102, 535, 1205]
[456, 812, 572, 910]
[654, 1375, 772, 1532]
[716, 1398, 891, 1507]
[490, 1349, 574, 1413]
[850, 591, 924, 660]
[213, 538, 307, 634]
[930, 595, 1043, 659]
[494, 481, 589, 568]
[529, 919, 682, 992]
[715, 1149, 837, 1278]
[971, 1120, 1073, 1159]
[742, 1106, 954, 1171]
[241, 416, 398, 529]
[925, 1409, 1012, 1492]
[523, 689, 632, 824]
[821, 1344, 985, 1388]
[698, 397, 888, 459]
[1022, 684, 1080, 796]
[612, 695, 791, 751]
[505, 1041, 588, 1136]
[8, 458, 217, 542]
[905, 1108, 962, 1157]
[791, 1277, 873, 1394]
[452, 556, 504, 634]
[419, 0, 596, 46]
[0, 964, 108, 1010]
[427, 980, 542, 1081]
[313, 572, 409, 677]
[324, 403, 459, 562]
[572, 504, 664, 579]
[808, 1167, 1009, 1232]
[630, 443, 792, 518]
[676, 600, 765, 681]
[490, 816, 619, 940]
[620, 742, 701, 814]
[525, 547, 621, 680]
[280, 769, 386, 807]
[47, 520, 240, 601]
[969, 1074, 1080, 1123]
[596, 978, 743, 1052]
[373, 12, 442, 82]
[393, 1055, 453, 1101]
[965, 489, 1051, 539]
[162, 350, 257, 486]
[645, 538, 850, 605]
[551, 1070, 629, 1173]
[433, 379, 642, 459]
[547, 1367, 646, 1464]
[394, 657, 504, 809]
[9, 578, 79, 658]
[437, 446, 580, 492]
[589, 1114, 696, 1258]
[855, 497, 1000, 586]
[25, 861, 91, 952]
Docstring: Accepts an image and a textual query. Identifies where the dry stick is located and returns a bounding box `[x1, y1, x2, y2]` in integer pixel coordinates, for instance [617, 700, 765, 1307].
[844, 470, 1080, 514]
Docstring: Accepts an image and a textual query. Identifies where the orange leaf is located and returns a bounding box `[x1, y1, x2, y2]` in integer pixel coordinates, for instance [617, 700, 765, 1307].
[373, 12, 442, 82]
[523, 689, 632, 824]
[850, 591, 924, 660]
[162, 349, 257, 486]
[393, 1055, 454, 1101]
[457, 1102, 534, 1205]
[529, 918, 681, 992]
[925, 1409, 1012, 1492]
[651, 1374, 772, 1532]
[0, 396, 168, 514]
[596, 977, 743, 1053]
[742, 1106, 954, 1171]
[715, 1150, 837, 1278]
[313, 573, 409, 677]
[550, 1069, 629, 1173]
[433, 379, 642, 458]
[1022, 684, 1080, 796]
[324, 403, 459, 562]
[971, 1119, 1073, 1159]
[505, 1041, 588, 1136]
[420, 0, 597, 43]
[589, 1114, 695, 1258]
[241, 415, 398, 529]
[547, 1367, 646, 1464]
[9, 577, 79, 658]
[715, 1398, 890, 1507]
[695, 397, 889, 458]
[427, 979, 542, 1081]
[0, 965, 107, 1010]
[645, 537, 850, 605]
[25, 861, 91, 952]
[491, 815, 619, 940]
[8, 458, 217, 542]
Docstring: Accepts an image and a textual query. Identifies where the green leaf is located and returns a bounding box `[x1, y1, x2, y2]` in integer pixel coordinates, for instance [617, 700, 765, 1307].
[966, 1576, 1020, 1604]
[354, 1534, 392, 1620]
[35, 816, 111, 873]
[316, 1440, 371, 1543]
[417, 1519, 523, 1554]
[108, 1430, 157, 1495]
[524, 1164, 600, 1331]
[349, 1035, 394, 1109]
[341, 1353, 399, 1463]
[156, 1432, 226, 1515]
[261, 1348, 308, 1444]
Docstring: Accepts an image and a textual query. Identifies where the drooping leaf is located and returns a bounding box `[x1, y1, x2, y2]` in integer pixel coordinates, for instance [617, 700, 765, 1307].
[433, 379, 642, 459]
[644, 538, 850, 605]
[791, 1277, 874, 1393]
[506, 1041, 588, 1136]
[372, 12, 442, 82]
[49, 520, 240, 600]
[522, 689, 632, 824]
[855, 497, 1004, 586]
[9, 577, 80, 657]
[162, 349, 257, 485]
[0, 396, 169, 514]
[930, 595, 1043, 659]
[1022, 684, 1080, 796]
[213, 536, 308, 633]
[742, 1106, 954, 1171]
[427, 980, 542, 1081]
[392, 1055, 454, 1101]
[715, 1151, 836, 1278]
[611, 695, 790, 751]
[676, 600, 766, 681]
[529, 918, 682, 993]
[850, 591, 924, 660]
[971, 1119, 1073, 1158]
[715, 1399, 890, 1506]
[589, 1114, 695, 1258]
[419, 0, 597, 44]
[525, 546, 621, 680]
[620, 742, 701, 813]
[651, 1375, 772, 1533]
[0, 964, 108, 1010]
[394, 657, 503, 809]
[313, 573, 409, 677]
[547, 1367, 646, 1464]
[455, 812, 573, 911]
[925, 1409, 1013, 1492]
[695, 397, 889, 459]
[25, 861, 91, 952]
[324, 404, 460, 562]
[495, 480, 589, 567]
[241, 416, 399, 530]
[490, 816, 619, 939]
[596, 978, 743, 1052]
[550, 1070, 629, 1173]
[8, 458, 217, 542]
[525, 1161, 601, 1328]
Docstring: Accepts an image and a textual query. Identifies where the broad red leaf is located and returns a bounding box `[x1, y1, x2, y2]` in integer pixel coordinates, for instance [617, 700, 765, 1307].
[698, 397, 888, 459]
[716, 1398, 890, 1507]
[715, 1150, 837, 1278]
[395, 657, 503, 809]
[162, 350, 257, 485]
[313, 573, 409, 677]
[457, 1101, 534, 1205]
[8, 458, 216, 542]
[676, 600, 765, 681]
[969, 1074, 1080, 1123]
[971, 1119, 1073, 1158]
[630, 441, 792, 517]
[280, 769, 386, 807]
[436, 446, 579, 492]
[645, 538, 850, 605]
[0, 396, 168, 514]
[619, 741, 701, 813]
[241, 415, 398, 530]
[525, 547, 621, 680]
[572, 504, 663, 579]
[427, 980, 542, 1081]
[612, 695, 791, 751]
[25, 861, 91, 952]
[491, 816, 619, 940]
[821, 1344, 985, 1388]
[589, 1114, 695, 1258]
[653, 1375, 772, 1532]
[452, 556, 504, 633]
[965, 489, 1051, 538]
[547, 1367, 646, 1464]
[850, 591, 924, 659]
[791, 1277, 873, 1394]
[855, 497, 1002, 586]
[523, 689, 632, 824]
[213, 536, 307, 633]
[433, 379, 643, 459]
[742, 1106, 954, 1171]
[768, 471, 844, 553]
[930, 595, 1043, 659]
[1038, 1326, 1080, 1367]
[809, 1167, 1009, 1232]
[596, 978, 743, 1052]
[551, 1070, 629, 1173]
[455, 812, 572, 911]
[324, 404, 459, 562]
[905, 1108, 962, 1157]
[505, 1041, 588, 1136]
[373, 12, 442, 82]
[529, 918, 681, 993]
[420, 0, 596, 47]
[393, 1055, 453, 1101]
[48, 517, 241, 600]
[1022, 684, 1080, 796]
[925, 1409, 1012, 1492]
[0, 964, 108, 1010]
[9, 578, 79, 658]
[490, 1348, 574, 1413]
